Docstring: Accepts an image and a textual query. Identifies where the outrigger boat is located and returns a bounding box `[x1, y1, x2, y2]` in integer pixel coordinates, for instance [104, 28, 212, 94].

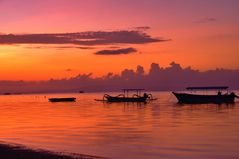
[172, 86, 239, 104]
[48, 97, 76, 102]
[96, 89, 156, 103]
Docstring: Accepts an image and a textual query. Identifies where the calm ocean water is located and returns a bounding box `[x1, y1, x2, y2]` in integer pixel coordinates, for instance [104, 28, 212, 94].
[0, 91, 239, 159]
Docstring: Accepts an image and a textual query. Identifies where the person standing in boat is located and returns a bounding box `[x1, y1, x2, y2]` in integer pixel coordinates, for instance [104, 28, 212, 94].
[143, 93, 149, 99]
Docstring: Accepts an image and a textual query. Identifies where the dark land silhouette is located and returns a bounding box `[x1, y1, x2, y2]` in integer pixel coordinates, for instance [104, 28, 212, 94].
[0, 142, 101, 159]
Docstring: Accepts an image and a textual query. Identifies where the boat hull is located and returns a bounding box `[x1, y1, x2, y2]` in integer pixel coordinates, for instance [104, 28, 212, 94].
[49, 98, 76, 102]
[172, 92, 235, 104]
[105, 96, 147, 102]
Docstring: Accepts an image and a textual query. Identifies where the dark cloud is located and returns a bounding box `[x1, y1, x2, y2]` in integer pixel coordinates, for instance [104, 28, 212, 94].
[207, 18, 217, 22]
[65, 68, 73, 72]
[55, 46, 96, 50]
[0, 30, 166, 46]
[55, 46, 95, 49]
[25, 46, 45, 49]
[95, 47, 137, 55]
[24, 45, 95, 50]
[134, 26, 151, 31]
[194, 18, 217, 24]
[76, 46, 95, 49]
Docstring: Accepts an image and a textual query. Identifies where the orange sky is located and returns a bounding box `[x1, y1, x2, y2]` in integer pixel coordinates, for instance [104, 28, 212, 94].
[0, 0, 239, 80]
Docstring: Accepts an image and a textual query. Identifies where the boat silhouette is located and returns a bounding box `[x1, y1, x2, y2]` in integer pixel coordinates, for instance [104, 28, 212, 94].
[48, 97, 76, 102]
[96, 89, 156, 103]
[172, 86, 239, 104]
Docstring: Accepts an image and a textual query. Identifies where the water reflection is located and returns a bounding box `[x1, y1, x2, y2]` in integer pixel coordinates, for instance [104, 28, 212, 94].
[0, 92, 238, 159]
[102, 101, 148, 110]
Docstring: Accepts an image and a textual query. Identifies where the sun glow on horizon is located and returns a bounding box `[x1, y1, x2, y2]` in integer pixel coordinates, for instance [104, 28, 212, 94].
[0, 0, 238, 81]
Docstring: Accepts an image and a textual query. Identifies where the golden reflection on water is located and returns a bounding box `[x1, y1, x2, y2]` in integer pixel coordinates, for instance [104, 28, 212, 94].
[0, 92, 239, 159]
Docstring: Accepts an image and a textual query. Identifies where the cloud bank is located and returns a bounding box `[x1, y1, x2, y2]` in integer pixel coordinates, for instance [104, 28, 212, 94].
[0, 62, 238, 93]
[0, 30, 165, 46]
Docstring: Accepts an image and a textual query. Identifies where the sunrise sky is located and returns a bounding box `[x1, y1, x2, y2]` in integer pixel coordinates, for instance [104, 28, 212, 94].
[0, 0, 239, 80]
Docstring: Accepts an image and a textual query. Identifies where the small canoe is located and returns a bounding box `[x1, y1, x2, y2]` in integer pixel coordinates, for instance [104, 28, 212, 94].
[48, 97, 76, 102]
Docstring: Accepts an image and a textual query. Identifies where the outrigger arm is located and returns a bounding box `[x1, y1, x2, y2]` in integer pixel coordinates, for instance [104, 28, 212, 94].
[235, 94, 239, 98]
[231, 92, 239, 98]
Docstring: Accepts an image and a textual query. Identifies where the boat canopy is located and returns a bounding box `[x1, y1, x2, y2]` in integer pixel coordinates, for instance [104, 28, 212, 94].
[122, 89, 145, 97]
[186, 86, 229, 90]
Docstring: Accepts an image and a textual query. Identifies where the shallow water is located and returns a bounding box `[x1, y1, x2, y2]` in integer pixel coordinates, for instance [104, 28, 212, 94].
[0, 91, 239, 159]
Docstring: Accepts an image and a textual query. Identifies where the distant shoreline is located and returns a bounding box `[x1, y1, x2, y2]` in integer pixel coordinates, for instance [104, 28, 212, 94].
[0, 142, 103, 159]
